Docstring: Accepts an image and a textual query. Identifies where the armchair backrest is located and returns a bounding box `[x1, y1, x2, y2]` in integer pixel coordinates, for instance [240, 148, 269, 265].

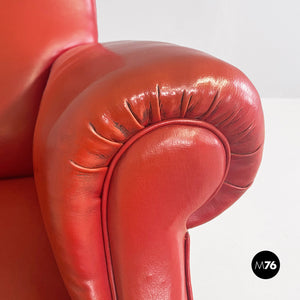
[0, 0, 97, 178]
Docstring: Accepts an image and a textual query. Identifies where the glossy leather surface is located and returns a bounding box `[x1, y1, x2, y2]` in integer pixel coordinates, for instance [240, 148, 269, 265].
[0, 0, 97, 179]
[33, 41, 264, 299]
[104, 121, 228, 299]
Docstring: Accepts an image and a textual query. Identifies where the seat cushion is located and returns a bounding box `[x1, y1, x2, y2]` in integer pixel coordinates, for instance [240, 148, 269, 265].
[0, 177, 69, 299]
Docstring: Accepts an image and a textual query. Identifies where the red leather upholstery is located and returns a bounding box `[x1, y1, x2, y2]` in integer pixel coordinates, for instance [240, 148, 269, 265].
[33, 41, 264, 299]
[104, 120, 229, 299]
[0, 0, 97, 178]
[0, 1, 264, 299]
[0, 178, 70, 299]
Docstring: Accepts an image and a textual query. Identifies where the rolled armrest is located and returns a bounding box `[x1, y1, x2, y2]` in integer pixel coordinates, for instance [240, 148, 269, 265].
[33, 41, 264, 300]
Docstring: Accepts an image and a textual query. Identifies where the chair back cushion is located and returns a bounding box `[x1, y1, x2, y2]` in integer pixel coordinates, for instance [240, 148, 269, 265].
[0, 0, 97, 178]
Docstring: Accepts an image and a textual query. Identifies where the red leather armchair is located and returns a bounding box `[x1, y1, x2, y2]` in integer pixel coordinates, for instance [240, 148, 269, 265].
[0, 1, 264, 299]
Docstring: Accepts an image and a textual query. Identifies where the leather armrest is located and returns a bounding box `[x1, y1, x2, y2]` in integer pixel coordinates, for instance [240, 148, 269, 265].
[33, 41, 264, 300]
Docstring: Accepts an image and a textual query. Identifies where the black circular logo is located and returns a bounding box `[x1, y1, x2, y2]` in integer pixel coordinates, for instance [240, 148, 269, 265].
[251, 250, 280, 279]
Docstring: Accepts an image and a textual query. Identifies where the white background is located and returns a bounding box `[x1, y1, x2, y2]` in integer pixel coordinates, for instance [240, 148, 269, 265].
[97, 0, 300, 98]
[96, 1, 300, 298]
[189, 98, 300, 299]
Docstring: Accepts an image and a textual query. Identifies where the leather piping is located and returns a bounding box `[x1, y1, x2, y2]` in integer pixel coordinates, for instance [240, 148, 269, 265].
[184, 232, 193, 300]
